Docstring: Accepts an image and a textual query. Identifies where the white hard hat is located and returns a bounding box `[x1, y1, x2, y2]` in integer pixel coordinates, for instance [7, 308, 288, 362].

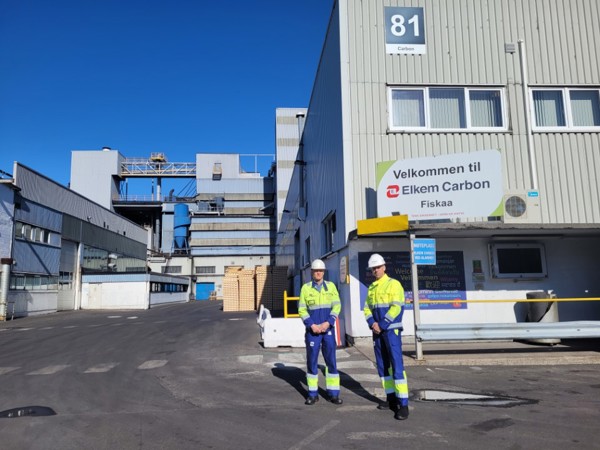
[368, 253, 386, 268]
[311, 259, 326, 270]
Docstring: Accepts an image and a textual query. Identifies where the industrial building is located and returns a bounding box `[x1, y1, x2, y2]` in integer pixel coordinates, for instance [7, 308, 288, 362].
[0, 163, 189, 318]
[276, 0, 600, 340]
[70, 149, 278, 301]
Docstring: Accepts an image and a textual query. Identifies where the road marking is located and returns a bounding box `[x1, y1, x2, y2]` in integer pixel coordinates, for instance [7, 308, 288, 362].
[40, 327, 55, 330]
[288, 420, 340, 450]
[340, 373, 381, 382]
[27, 365, 70, 375]
[238, 355, 263, 364]
[336, 349, 351, 358]
[138, 360, 168, 370]
[84, 363, 119, 373]
[16, 328, 33, 331]
[0, 367, 19, 375]
[336, 360, 375, 369]
[107, 316, 122, 319]
[226, 371, 264, 377]
[126, 316, 138, 320]
[338, 405, 381, 412]
[63, 326, 78, 329]
[277, 353, 305, 363]
[347, 431, 416, 440]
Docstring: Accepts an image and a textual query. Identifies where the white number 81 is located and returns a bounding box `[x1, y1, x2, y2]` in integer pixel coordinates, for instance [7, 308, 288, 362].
[390, 14, 419, 37]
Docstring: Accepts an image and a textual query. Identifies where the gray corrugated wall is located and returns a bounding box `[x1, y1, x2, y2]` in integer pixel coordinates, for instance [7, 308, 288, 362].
[14, 164, 148, 241]
[301, 1, 347, 259]
[343, 0, 600, 224]
[62, 215, 147, 260]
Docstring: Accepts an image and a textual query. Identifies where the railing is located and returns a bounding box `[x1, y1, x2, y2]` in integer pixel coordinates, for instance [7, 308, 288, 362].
[120, 160, 196, 177]
[413, 296, 600, 360]
[283, 291, 299, 318]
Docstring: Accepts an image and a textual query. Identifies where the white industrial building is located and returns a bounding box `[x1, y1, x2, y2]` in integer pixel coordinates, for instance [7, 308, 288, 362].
[70, 149, 276, 301]
[276, 0, 600, 340]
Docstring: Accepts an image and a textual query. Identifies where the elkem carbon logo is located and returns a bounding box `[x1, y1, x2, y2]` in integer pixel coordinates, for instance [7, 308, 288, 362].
[386, 185, 400, 198]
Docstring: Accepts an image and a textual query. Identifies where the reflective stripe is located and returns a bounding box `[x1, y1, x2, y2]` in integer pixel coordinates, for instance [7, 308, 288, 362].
[307, 373, 318, 392]
[381, 375, 394, 394]
[395, 371, 409, 398]
[326, 367, 340, 390]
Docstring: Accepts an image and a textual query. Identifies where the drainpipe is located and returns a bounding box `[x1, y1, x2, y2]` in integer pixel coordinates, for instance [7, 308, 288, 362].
[0, 258, 13, 320]
[518, 39, 539, 190]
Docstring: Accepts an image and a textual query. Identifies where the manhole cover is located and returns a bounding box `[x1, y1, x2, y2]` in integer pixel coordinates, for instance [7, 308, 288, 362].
[0, 406, 56, 418]
[411, 389, 535, 407]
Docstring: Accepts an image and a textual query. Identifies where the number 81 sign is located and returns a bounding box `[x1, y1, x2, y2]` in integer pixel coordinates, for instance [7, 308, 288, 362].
[384, 7, 426, 55]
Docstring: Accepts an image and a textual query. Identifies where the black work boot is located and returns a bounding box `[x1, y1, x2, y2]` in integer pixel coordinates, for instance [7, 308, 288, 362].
[394, 405, 409, 420]
[329, 396, 343, 405]
[305, 396, 319, 405]
[377, 393, 398, 411]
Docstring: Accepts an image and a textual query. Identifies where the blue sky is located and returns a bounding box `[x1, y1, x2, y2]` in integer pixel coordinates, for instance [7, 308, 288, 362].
[0, 0, 332, 193]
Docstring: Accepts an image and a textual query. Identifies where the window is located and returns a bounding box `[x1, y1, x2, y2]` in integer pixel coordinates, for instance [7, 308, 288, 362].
[489, 243, 547, 279]
[162, 266, 182, 274]
[195, 266, 216, 274]
[389, 86, 506, 131]
[532, 88, 600, 130]
[322, 211, 336, 254]
[14, 221, 56, 246]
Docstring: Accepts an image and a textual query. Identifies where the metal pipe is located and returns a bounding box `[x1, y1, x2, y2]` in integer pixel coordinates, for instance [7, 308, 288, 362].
[0, 259, 13, 320]
[518, 39, 539, 190]
[409, 234, 423, 360]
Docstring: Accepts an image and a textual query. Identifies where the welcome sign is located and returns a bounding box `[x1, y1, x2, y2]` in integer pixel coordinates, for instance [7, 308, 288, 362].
[377, 150, 503, 220]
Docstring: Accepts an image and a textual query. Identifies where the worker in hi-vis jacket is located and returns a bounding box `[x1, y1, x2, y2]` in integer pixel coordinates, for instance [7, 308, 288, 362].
[298, 259, 342, 405]
[364, 253, 409, 420]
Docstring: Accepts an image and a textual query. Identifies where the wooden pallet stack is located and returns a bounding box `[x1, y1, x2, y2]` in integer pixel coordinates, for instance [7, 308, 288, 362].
[223, 266, 289, 313]
[222, 267, 242, 312]
[238, 269, 256, 311]
[255, 266, 289, 315]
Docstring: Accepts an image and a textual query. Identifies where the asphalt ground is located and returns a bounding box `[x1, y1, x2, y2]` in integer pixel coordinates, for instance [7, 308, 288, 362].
[0, 301, 598, 449]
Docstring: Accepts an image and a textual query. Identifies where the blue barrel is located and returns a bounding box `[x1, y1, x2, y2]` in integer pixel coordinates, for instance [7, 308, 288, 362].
[173, 204, 191, 249]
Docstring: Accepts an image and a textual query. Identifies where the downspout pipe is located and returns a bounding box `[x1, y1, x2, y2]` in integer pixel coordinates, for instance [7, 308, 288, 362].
[518, 39, 539, 190]
[0, 258, 13, 320]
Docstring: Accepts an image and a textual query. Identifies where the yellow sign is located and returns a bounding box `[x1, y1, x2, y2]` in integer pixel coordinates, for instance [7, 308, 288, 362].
[357, 215, 409, 235]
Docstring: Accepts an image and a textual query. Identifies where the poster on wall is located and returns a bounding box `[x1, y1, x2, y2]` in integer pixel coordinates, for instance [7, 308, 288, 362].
[358, 251, 466, 310]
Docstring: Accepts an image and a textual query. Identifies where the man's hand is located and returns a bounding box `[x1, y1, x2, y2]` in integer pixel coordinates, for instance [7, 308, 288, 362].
[320, 322, 330, 332]
[311, 324, 322, 334]
[372, 323, 382, 334]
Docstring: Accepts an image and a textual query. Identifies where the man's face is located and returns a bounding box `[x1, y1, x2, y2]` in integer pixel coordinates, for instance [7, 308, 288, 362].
[371, 264, 385, 280]
[312, 269, 325, 283]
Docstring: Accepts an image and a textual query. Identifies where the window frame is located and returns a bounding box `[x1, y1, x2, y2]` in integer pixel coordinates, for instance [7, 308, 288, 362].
[530, 87, 600, 132]
[489, 243, 548, 279]
[388, 85, 508, 132]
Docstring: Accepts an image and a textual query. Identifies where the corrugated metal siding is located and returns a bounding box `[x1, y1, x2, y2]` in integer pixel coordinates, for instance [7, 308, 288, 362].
[62, 215, 147, 260]
[14, 197, 62, 232]
[14, 164, 147, 242]
[301, 2, 347, 259]
[13, 241, 60, 275]
[342, 0, 600, 224]
[276, 108, 307, 230]
[0, 184, 15, 258]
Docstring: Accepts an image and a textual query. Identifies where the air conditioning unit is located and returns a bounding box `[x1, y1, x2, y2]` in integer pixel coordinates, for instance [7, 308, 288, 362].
[502, 190, 541, 224]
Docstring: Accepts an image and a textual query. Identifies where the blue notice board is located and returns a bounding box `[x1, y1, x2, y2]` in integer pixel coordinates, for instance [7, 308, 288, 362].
[414, 239, 436, 265]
